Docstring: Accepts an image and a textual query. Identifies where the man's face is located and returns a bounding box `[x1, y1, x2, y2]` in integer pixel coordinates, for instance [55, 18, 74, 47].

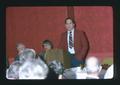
[17, 44, 25, 53]
[65, 19, 75, 31]
[43, 44, 51, 51]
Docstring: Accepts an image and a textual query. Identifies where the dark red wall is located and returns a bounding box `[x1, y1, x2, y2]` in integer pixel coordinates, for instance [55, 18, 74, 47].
[6, 6, 113, 64]
[74, 6, 113, 61]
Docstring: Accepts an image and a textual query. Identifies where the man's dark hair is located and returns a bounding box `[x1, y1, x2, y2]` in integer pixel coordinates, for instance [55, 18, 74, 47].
[65, 17, 76, 24]
[42, 40, 53, 49]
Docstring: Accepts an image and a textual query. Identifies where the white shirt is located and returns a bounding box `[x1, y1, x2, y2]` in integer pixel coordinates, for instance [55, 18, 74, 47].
[104, 64, 113, 79]
[67, 28, 75, 54]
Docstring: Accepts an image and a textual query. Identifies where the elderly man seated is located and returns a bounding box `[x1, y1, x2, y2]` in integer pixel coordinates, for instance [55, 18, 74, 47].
[14, 43, 36, 62]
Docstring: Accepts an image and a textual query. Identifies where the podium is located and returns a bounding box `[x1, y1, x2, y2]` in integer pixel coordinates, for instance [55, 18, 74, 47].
[45, 49, 71, 69]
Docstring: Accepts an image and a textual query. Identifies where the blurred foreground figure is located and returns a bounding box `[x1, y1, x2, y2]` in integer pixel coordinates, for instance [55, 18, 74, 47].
[6, 49, 49, 79]
[60, 56, 106, 79]
[6, 61, 22, 80]
[82, 56, 102, 79]
[104, 64, 113, 79]
[19, 49, 36, 63]
[19, 58, 49, 79]
[61, 56, 102, 79]
[48, 60, 64, 75]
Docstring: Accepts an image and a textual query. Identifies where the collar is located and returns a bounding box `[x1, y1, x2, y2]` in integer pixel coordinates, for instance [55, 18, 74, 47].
[68, 28, 74, 33]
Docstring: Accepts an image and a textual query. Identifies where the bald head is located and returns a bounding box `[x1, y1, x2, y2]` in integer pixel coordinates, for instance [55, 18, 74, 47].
[85, 56, 100, 73]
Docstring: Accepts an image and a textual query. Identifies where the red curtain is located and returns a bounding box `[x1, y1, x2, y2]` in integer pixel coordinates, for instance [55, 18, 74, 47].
[6, 6, 113, 63]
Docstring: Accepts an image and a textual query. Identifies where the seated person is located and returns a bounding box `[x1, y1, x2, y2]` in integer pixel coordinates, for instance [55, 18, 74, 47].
[7, 49, 49, 79]
[48, 60, 64, 75]
[82, 56, 102, 79]
[14, 43, 26, 61]
[19, 49, 36, 63]
[38, 40, 65, 79]
[6, 49, 36, 79]
[37, 40, 53, 62]
[14, 43, 35, 62]
[19, 47, 59, 79]
[104, 64, 113, 79]
[19, 58, 49, 79]
[45, 60, 67, 79]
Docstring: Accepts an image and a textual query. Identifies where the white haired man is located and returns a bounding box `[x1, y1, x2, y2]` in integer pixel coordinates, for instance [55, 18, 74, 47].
[18, 48, 36, 63]
[19, 58, 49, 79]
[82, 56, 102, 79]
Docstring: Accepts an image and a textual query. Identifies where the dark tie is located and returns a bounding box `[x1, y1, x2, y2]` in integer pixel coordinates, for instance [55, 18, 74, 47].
[69, 31, 73, 48]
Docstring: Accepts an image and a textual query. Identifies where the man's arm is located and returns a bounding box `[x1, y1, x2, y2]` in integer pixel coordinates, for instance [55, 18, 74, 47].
[78, 31, 89, 61]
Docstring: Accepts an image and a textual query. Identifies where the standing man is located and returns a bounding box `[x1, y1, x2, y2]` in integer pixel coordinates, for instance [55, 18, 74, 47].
[59, 17, 89, 67]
